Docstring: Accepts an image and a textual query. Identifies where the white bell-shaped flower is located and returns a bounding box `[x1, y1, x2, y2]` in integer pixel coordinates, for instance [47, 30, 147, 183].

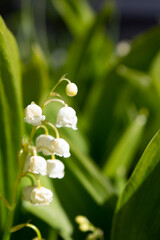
[47, 159, 65, 179]
[29, 156, 47, 175]
[56, 106, 77, 130]
[36, 134, 54, 156]
[31, 186, 53, 205]
[66, 82, 78, 96]
[50, 138, 70, 158]
[22, 185, 37, 202]
[24, 102, 45, 126]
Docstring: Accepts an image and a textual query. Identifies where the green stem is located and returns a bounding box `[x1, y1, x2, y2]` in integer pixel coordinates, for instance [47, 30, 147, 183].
[43, 98, 66, 107]
[11, 222, 42, 240]
[26, 223, 42, 240]
[2, 150, 28, 240]
[41, 73, 70, 109]
[0, 194, 11, 210]
[44, 121, 60, 138]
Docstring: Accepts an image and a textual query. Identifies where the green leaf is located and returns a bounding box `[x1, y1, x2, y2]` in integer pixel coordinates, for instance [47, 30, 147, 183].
[103, 113, 147, 182]
[150, 51, 160, 99]
[48, 229, 58, 240]
[0, 16, 24, 239]
[0, 148, 7, 231]
[111, 130, 160, 240]
[67, 139, 115, 204]
[0, 15, 24, 200]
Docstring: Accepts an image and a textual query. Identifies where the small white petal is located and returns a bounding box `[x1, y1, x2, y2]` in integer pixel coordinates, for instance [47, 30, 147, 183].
[24, 102, 45, 126]
[29, 156, 47, 175]
[56, 106, 78, 130]
[50, 138, 70, 158]
[22, 185, 37, 202]
[36, 134, 54, 156]
[47, 159, 65, 179]
[31, 187, 53, 206]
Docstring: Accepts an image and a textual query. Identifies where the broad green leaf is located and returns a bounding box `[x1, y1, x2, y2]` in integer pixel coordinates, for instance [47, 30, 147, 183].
[67, 139, 115, 204]
[22, 43, 49, 107]
[0, 15, 24, 200]
[0, 16, 24, 239]
[103, 113, 147, 182]
[51, 0, 94, 37]
[23, 176, 73, 240]
[111, 130, 160, 240]
[0, 148, 7, 231]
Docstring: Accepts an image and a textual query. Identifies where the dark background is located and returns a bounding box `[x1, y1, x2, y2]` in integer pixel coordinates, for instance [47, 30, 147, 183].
[1, 0, 160, 40]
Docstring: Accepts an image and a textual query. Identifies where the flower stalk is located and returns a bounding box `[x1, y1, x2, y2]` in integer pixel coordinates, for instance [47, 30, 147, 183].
[2, 74, 78, 239]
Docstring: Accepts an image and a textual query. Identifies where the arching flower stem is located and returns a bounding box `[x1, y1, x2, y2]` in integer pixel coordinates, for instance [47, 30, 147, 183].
[21, 174, 35, 186]
[29, 125, 49, 143]
[43, 98, 66, 108]
[50, 92, 66, 102]
[41, 73, 70, 109]
[44, 121, 60, 138]
[11, 222, 42, 240]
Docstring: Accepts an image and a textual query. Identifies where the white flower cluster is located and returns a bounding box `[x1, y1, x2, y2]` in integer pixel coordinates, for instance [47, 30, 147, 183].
[23, 79, 78, 206]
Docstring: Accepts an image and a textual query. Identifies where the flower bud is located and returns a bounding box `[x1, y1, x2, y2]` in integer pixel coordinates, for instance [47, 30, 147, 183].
[24, 102, 45, 126]
[31, 187, 53, 206]
[36, 134, 54, 156]
[29, 156, 47, 175]
[56, 106, 77, 130]
[47, 159, 65, 179]
[50, 138, 70, 158]
[75, 215, 89, 225]
[66, 82, 78, 96]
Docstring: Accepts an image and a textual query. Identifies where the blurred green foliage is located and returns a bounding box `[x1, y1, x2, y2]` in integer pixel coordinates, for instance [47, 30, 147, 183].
[1, 0, 160, 239]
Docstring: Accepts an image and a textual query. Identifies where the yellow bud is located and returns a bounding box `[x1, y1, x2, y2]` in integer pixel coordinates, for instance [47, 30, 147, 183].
[66, 83, 78, 97]
[79, 223, 90, 232]
[75, 215, 89, 225]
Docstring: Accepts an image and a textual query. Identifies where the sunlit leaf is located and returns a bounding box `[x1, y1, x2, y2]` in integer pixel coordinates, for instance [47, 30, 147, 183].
[0, 15, 24, 239]
[0, 14, 24, 202]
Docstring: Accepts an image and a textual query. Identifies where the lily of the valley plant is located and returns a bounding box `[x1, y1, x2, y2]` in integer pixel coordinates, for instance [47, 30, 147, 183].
[2, 74, 78, 239]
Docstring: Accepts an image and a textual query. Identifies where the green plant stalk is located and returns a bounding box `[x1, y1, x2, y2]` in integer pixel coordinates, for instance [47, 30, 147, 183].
[2, 149, 29, 240]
